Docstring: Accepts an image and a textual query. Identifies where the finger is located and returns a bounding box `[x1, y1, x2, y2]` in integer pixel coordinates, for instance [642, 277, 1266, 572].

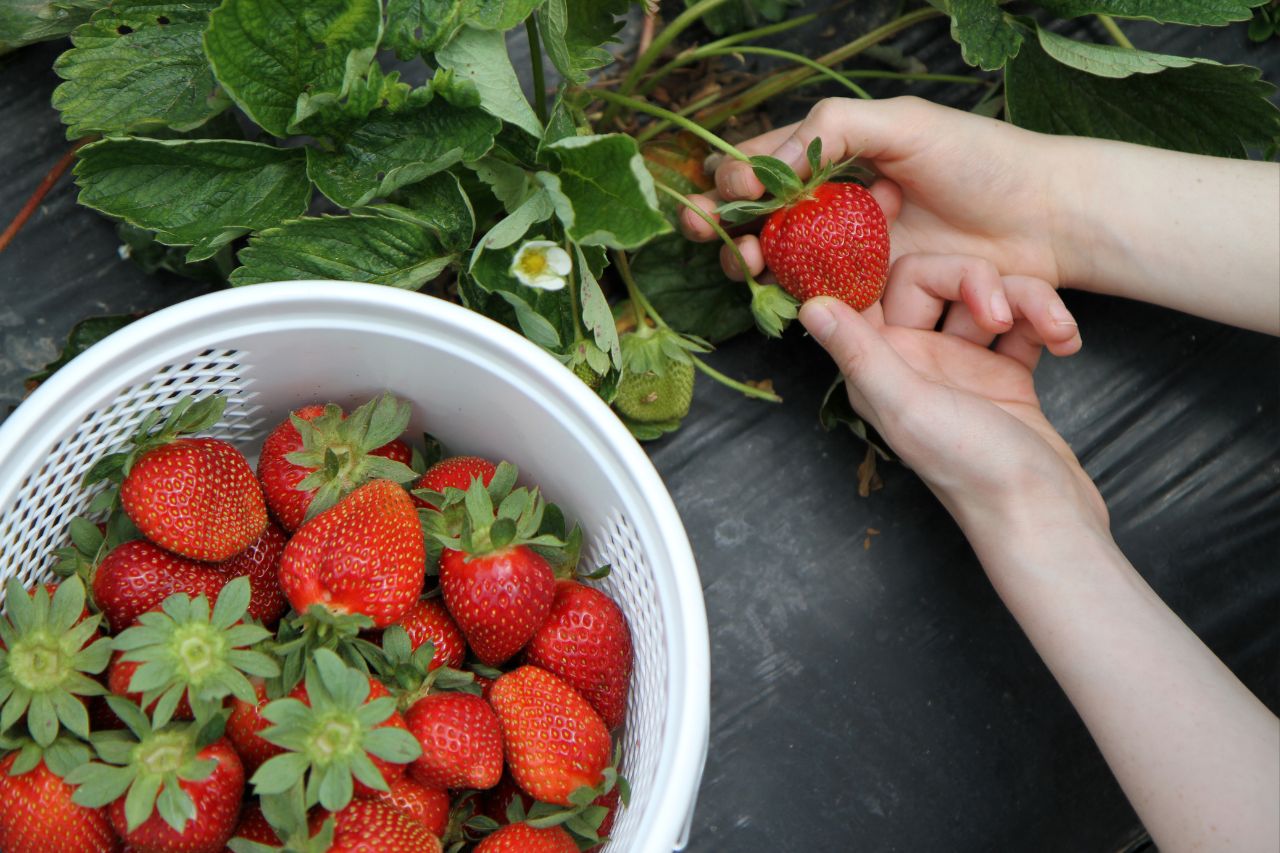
[721, 235, 765, 280]
[940, 302, 993, 347]
[716, 97, 923, 200]
[867, 178, 903, 230]
[993, 318, 1047, 371]
[678, 193, 723, 242]
[1001, 276, 1083, 357]
[798, 296, 921, 432]
[881, 254, 1012, 333]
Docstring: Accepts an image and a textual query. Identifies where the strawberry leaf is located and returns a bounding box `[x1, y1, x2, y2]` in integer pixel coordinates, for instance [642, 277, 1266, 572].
[435, 26, 542, 137]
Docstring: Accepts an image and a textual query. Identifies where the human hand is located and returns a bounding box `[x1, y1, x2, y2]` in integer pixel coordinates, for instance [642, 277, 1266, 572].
[680, 96, 1081, 289]
[802, 252, 1107, 535]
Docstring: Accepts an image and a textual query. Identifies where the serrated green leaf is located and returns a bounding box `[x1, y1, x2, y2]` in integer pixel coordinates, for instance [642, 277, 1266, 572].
[1032, 0, 1265, 25]
[52, 1, 226, 139]
[386, 0, 479, 57]
[944, 0, 1022, 71]
[1006, 25, 1280, 157]
[690, 0, 795, 36]
[473, 189, 555, 259]
[630, 235, 753, 343]
[74, 137, 311, 262]
[576, 244, 622, 370]
[538, 134, 671, 249]
[0, 1, 104, 55]
[435, 26, 542, 137]
[380, 171, 476, 251]
[468, 0, 542, 30]
[540, 0, 628, 84]
[202, 0, 382, 138]
[230, 214, 455, 289]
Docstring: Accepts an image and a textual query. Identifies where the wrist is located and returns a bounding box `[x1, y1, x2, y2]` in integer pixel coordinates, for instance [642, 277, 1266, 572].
[1043, 134, 1106, 290]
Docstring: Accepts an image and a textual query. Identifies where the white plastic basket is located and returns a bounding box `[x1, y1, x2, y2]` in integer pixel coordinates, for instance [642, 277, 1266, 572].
[0, 281, 710, 852]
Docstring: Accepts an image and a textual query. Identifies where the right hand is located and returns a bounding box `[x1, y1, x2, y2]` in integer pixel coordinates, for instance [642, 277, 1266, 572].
[680, 96, 1080, 289]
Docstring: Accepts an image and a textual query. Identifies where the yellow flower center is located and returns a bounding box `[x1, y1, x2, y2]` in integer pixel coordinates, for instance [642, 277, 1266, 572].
[517, 251, 549, 277]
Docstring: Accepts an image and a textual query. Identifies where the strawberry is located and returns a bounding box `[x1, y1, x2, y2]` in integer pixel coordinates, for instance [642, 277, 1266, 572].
[411, 455, 497, 510]
[0, 753, 121, 853]
[67, 698, 243, 853]
[523, 580, 633, 730]
[429, 467, 561, 667]
[365, 775, 450, 838]
[759, 181, 890, 311]
[488, 666, 611, 807]
[475, 822, 578, 852]
[479, 772, 532, 824]
[0, 577, 111, 748]
[278, 479, 425, 630]
[257, 395, 418, 531]
[92, 539, 228, 632]
[214, 520, 290, 627]
[481, 772, 623, 849]
[109, 577, 278, 726]
[310, 798, 442, 853]
[404, 692, 503, 791]
[108, 650, 193, 721]
[613, 360, 695, 424]
[249, 650, 421, 812]
[228, 801, 280, 846]
[226, 680, 283, 775]
[398, 598, 466, 671]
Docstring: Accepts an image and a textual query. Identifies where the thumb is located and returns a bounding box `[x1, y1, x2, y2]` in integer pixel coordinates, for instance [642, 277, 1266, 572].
[799, 297, 918, 429]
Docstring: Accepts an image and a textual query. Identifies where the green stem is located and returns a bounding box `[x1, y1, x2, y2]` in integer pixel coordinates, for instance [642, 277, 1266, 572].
[638, 12, 820, 96]
[567, 241, 585, 341]
[696, 46, 873, 100]
[634, 90, 724, 144]
[655, 182, 759, 288]
[610, 0, 734, 114]
[690, 356, 781, 402]
[1096, 14, 1134, 49]
[698, 7, 942, 131]
[591, 89, 750, 162]
[828, 69, 990, 86]
[612, 250, 650, 329]
[526, 15, 548, 123]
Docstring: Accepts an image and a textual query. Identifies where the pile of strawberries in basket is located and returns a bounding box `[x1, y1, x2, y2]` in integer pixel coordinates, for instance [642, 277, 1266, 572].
[0, 393, 633, 853]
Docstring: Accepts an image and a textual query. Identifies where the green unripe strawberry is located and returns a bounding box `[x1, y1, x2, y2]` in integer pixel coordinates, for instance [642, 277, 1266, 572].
[572, 360, 603, 391]
[613, 362, 694, 423]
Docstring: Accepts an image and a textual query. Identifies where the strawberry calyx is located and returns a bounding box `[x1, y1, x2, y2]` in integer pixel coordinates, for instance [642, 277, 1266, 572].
[227, 785, 335, 853]
[518, 746, 629, 847]
[0, 577, 111, 747]
[286, 393, 419, 523]
[248, 649, 421, 812]
[714, 137, 871, 224]
[423, 462, 567, 561]
[111, 577, 279, 728]
[0, 731, 94, 780]
[365, 625, 481, 713]
[65, 696, 219, 834]
[52, 515, 139, 588]
[273, 605, 376, 694]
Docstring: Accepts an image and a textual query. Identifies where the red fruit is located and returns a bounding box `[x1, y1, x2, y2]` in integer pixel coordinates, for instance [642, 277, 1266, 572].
[311, 798, 442, 853]
[0, 754, 121, 853]
[366, 775, 450, 838]
[587, 784, 622, 849]
[399, 598, 466, 671]
[107, 650, 193, 720]
[92, 539, 228, 632]
[121, 436, 268, 562]
[257, 400, 416, 532]
[404, 692, 503, 791]
[290, 677, 412, 796]
[226, 680, 283, 775]
[412, 456, 497, 510]
[213, 521, 289, 626]
[479, 772, 532, 825]
[475, 822, 577, 852]
[229, 802, 280, 845]
[279, 479, 425, 628]
[759, 181, 890, 310]
[523, 581, 633, 730]
[439, 546, 554, 666]
[488, 666, 611, 807]
[110, 737, 244, 853]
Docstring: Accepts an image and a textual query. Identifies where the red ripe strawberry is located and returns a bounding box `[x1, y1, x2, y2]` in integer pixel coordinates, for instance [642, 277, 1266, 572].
[92, 539, 227, 632]
[479, 772, 532, 824]
[412, 455, 497, 510]
[523, 580, 633, 730]
[107, 736, 244, 853]
[226, 680, 282, 775]
[213, 520, 289, 626]
[440, 546, 554, 666]
[475, 822, 578, 852]
[404, 692, 503, 791]
[366, 775, 450, 838]
[760, 181, 890, 310]
[586, 784, 622, 850]
[311, 798, 442, 853]
[279, 479, 425, 628]
[488, 666, 611, 807]
[257, 395, 418, 532]
[122, 436, 267, 562]
[0, 755, 121, 853]
[399, 598, 466, 671]
[108, 650, 194, 721]
[229, 802, 280, 845]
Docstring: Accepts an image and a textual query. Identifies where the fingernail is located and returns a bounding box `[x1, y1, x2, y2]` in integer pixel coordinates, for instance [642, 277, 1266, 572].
[799, 300, 838, 342]
[771, 137, 805, 168]
[1049, 303, 1078, 327]
[990, 291, 1013, 326]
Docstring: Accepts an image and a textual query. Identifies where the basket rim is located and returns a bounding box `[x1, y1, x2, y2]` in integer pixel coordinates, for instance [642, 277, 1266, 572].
[0, 281, 710, 851]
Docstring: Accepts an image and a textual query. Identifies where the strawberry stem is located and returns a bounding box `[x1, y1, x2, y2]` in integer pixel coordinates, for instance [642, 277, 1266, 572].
[0, 137, 94, 255]
[690, 355, 782, 402]
[608, 0, 734, 115]
[655, 182, 760, 288]
[590, 89, 750, 164]
[684, 46, 873, 100]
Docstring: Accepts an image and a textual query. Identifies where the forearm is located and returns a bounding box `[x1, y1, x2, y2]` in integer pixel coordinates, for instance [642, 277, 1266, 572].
[965, 511, 1279, 852]
[1050, 137, 1280, 334]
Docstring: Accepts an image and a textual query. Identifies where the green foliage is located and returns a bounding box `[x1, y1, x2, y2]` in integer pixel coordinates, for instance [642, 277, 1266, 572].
[25, 314, 137, 390]
[0, 1, 104, 55]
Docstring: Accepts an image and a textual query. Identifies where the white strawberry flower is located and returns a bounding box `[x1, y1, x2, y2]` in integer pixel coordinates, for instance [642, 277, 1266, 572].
[510, 240, 572, 291]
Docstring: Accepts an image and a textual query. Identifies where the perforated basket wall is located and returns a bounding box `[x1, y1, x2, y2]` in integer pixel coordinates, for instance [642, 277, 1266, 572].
[0, 283, 709, 852]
